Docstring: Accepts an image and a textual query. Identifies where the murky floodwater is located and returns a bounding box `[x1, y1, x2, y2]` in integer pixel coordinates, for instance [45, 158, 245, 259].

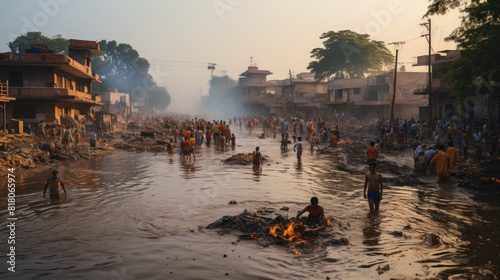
[1, 128, 499, 279]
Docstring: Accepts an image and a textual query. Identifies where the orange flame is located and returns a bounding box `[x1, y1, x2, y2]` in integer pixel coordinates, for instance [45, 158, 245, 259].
[327, 217, 331, 227]
[269, 224, 280, 237]
[282, 222, 302, 241]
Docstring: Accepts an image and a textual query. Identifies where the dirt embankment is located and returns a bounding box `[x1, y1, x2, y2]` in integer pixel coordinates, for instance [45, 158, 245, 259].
[0, 120, 175, 175]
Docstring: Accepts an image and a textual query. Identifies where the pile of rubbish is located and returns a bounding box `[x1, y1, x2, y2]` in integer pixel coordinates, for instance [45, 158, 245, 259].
[451, 158, 500, 204]
[223, 153, 268, 165]
[206, 209, 347, 254]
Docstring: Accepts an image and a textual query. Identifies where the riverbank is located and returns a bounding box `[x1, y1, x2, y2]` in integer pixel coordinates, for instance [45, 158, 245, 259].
[0, 119, 174, 176]
[334, 125, 500, 206]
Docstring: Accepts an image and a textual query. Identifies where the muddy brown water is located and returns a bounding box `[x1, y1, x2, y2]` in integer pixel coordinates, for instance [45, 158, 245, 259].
[0, 128, 499, 279]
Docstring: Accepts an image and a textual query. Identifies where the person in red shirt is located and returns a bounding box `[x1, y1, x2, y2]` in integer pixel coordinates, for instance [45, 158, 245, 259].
[367, 141, 378, 164]
[296, 197, 326, 225]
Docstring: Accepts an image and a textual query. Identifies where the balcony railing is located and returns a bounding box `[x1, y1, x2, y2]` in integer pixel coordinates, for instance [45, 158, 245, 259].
[9, 87, 95, 101]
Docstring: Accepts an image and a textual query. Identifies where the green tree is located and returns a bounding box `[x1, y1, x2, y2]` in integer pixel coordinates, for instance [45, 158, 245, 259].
[307, 30, 394, 80]
[92, 40, 171, 111]
[425, 0, 500, 103]
[7, 32, 69, 54]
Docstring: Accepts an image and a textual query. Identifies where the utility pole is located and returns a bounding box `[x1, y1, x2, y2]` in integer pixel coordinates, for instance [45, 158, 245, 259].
[421, 19, 432, 121]
[388, 41, 405, 125]
[207, 63, 216, 79]
[289, 69, 294, 115]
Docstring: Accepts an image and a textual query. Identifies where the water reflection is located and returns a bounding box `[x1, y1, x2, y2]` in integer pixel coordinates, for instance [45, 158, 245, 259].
[252, 165, 262, 181]
[180, 159, 199, 178]
[362, 212, 381, 247]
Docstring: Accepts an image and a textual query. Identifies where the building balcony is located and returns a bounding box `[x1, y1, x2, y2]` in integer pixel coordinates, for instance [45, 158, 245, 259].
[9, 87, 102, 104]
[0, 53, 100, 82]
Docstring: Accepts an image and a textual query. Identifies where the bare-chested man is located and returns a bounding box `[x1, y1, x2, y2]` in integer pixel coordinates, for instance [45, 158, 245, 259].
[363, 162, 383, 212]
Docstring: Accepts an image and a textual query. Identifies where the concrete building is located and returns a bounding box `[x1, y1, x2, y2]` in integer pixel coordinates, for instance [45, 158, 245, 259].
[238, 66, 276, 113]
[95, 89, 131, 119]
[0, 81, 16, 133]
[0, 39, 103, 127]
[280, 72, 328, 120]
[328, 72, 428, 121]
[413, 50, 499, 121]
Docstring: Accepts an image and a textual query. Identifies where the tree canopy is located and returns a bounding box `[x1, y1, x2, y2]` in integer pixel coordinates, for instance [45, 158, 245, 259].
[307, 30, 394, 80]
[8, 32, 69, 54]
[7, 32, 171, 111]
[425, 0, 500, 103]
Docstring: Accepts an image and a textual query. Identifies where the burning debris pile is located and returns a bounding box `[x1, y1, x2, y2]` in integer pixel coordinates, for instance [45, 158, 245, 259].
[223, 153, 268, 165]
[451, 158, 500, 204]
[206, 209, 346, 254]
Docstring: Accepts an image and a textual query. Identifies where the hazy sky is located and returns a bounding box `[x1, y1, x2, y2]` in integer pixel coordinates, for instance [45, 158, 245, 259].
[0, 0, 461, 113]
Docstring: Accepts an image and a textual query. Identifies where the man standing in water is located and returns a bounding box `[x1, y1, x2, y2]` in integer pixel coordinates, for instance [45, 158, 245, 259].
[363, 162, 383, 212]
[43, 170, 67, 199]
[294, 137, 303, 161]
[252, 146, 262, 167]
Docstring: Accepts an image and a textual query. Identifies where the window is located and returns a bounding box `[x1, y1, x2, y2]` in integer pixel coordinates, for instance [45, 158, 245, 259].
[9, 72, 23, 87]
[57, 75, 63, 88]
[354, 88, 361, 94]
[13, 105, 36, 119]
[120, 96, 127, 104]
[335, 89, 343, 99]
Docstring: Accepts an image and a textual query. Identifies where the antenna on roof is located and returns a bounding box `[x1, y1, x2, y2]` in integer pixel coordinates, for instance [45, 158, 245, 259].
[250, 56, 257, 66]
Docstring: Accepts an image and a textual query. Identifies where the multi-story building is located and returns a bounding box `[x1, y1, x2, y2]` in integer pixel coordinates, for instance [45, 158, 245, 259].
[238, 66, 277, 113]
[0, 39, 103, 127]
[413, 50, 499, 121]
[328, 72, 428, 121]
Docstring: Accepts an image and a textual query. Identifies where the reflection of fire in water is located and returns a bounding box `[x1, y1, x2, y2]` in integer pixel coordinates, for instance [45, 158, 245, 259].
[418, 234, 443, 247]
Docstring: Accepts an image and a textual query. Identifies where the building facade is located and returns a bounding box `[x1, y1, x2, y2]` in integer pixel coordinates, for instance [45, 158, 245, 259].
[328, 72, 428, 121]
[0, 39, 103, 127]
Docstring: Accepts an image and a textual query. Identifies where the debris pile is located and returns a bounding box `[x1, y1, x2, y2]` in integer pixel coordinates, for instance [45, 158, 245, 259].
[206, 209, 346, 254]
[451, 158, 500, 204]
[223, 153, 254, 165]
[223, 153, 268, 165]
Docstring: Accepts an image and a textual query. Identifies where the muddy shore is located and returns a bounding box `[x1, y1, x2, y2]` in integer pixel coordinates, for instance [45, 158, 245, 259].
[333, 125, 500, 206]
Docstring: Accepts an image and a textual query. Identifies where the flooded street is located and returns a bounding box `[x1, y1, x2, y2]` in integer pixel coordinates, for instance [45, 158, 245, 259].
[1, 129, 499, 279]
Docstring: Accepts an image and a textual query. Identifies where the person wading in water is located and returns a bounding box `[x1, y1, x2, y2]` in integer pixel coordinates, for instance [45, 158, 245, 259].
[43, 170, 67, 199]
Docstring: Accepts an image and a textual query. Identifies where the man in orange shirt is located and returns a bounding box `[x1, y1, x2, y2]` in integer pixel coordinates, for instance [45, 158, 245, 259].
[181, 138, 190, 159]
[367, 141, 378, 164]
[184, 129, 191, 140]
[446, 141, 460, 169]
[330, 134, 338, 147]
[189, 136, 196, 160]
[431, 145, 450, 181]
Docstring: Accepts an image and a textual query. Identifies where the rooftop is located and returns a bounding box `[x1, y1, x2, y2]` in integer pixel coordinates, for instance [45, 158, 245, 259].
[240, 66, 272, 76]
